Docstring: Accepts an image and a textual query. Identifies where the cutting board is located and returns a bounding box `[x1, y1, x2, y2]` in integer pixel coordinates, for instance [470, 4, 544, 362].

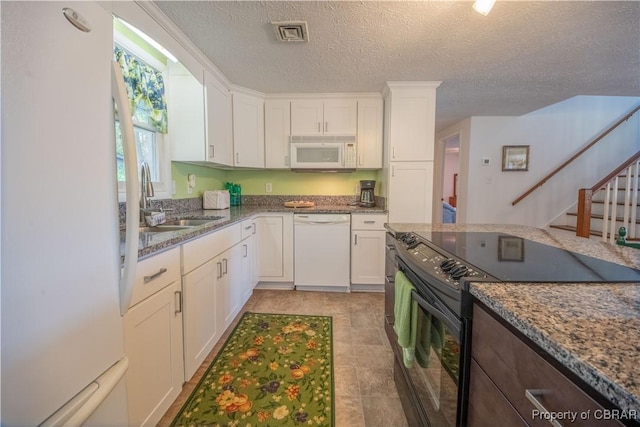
[284, 201, 315, 208]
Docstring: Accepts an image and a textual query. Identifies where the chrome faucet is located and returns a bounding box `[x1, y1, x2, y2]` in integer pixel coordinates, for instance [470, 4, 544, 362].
[140, 161, 154, 218]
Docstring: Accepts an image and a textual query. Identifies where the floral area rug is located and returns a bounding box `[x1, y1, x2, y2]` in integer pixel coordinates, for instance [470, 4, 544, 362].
[171, 312, 334, 427]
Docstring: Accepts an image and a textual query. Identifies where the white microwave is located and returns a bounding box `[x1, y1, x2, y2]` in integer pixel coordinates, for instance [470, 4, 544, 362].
[290, 135, 357, 171]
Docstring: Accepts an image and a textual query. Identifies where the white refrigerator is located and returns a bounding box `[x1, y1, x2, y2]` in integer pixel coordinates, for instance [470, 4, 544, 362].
[2, 2, 138, 425]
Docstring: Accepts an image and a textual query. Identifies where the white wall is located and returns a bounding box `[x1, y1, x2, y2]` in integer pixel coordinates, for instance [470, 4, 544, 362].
[439, 96, 640, 227]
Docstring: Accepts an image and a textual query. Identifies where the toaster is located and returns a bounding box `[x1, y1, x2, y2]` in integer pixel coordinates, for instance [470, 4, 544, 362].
[203, 190, 230, 209]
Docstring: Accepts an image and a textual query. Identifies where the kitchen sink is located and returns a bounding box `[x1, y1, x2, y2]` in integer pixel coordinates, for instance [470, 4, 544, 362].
[136, 217, 225, 234]
[161, 219, 220, 227]
[139, 226, 192, 233]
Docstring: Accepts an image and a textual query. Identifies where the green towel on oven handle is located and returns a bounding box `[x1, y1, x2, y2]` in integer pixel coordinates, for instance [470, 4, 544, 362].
[415, 314, 445, 368]
[393, 271, 418, 368]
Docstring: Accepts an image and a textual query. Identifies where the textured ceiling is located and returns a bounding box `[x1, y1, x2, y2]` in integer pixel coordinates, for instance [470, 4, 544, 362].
[153, 1, 640, 132]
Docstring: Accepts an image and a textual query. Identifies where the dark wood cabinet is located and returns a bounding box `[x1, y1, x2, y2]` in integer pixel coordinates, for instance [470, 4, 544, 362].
[469, 303, 624, 427]
[467, 359, 528, 427]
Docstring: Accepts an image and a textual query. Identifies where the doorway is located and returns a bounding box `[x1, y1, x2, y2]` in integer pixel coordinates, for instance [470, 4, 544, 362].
[441, 134, 460, 223]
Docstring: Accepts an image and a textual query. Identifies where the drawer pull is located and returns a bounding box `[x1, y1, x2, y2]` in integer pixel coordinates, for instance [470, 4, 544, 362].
[525, 389, 564, 427]
[244, 225, 253, 230]
[364, 220, 376, 224]
[143, 268, 167, 284]
[175, 291, 182, 314]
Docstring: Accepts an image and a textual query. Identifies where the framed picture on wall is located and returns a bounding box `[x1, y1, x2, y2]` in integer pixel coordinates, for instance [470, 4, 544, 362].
[502, 145, 530, 171]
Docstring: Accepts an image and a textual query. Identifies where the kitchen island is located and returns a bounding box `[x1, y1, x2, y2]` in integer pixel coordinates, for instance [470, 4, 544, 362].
[385, 223, 640, 421]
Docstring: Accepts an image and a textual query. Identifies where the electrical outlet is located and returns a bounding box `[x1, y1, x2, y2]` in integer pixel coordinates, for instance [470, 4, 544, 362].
[266, 182, 272, 193]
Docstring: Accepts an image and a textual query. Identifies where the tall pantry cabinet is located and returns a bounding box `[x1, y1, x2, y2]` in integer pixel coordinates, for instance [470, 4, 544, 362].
[382, 82, 441, 223]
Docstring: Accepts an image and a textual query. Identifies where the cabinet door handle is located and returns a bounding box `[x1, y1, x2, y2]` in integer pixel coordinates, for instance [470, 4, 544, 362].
[525, 390, 564, 427]
[317, 122, 321, 133]
[143, 267, 167, 284]
[236, 153, 240, 164]
[252, 223, 256, 235]
[243, 244, 248, 257]
[392, 146, 396, 159]
[217, 261, 223, 279]
[209, 145, 214, 159]
[354, 234, 358, 245]
[223, 258, 228, 275]
[325, 121, 328, 133]
[391, 165, 395, 177]
[174, 290, 182, 314]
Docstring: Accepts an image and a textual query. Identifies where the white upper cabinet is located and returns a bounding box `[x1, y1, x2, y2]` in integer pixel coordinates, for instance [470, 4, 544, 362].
[167, 62, 206, 162]
[232, 91, 265, 168]
[291, 99, 357, 136]
[167, 65, 233, 166]
[356, 98, 383, 169]
[264, 99, 291, 169]
[385, 82, 439, 161]
[205, 70, 233, 166]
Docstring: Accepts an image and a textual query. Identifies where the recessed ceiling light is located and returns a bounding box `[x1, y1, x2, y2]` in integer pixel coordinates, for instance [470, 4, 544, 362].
[271, 21, 309, 43]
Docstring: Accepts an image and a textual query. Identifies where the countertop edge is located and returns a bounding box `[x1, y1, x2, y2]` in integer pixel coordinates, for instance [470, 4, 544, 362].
[469, 283, 640, 414]
[130, 205, 387, 261]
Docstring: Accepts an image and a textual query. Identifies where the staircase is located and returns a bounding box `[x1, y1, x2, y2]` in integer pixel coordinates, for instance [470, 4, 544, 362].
[550, 168, 640, 241]
[508, 103, 639, 245]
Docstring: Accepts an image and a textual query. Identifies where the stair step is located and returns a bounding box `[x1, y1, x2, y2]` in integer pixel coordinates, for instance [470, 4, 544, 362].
[565, 212, 640, 224]
[592, 200, 640, 206]
[549, 224, 613, 239]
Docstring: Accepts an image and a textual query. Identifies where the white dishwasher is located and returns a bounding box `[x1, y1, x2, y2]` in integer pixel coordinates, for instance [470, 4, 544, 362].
[294, 213, 351, 291]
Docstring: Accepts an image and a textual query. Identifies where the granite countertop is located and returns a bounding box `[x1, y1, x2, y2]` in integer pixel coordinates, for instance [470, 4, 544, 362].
[386, 223, 640, 414]
[126, 204, 386, 260]
[471, 281, 640, 414]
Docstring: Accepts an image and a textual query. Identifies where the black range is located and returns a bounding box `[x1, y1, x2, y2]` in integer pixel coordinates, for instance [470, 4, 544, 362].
[396, 231, 640, 317]
[389, 230, 640, 427]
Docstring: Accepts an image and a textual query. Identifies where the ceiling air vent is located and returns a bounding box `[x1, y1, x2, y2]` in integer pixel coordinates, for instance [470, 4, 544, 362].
[271, 21, 309, 43]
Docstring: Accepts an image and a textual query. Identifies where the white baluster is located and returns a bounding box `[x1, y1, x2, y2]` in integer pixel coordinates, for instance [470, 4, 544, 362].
[610, 176, 619, 244]
[623, 166, 632, 238]
[602, 183, 611, 243]
[631, 161, 639, 239]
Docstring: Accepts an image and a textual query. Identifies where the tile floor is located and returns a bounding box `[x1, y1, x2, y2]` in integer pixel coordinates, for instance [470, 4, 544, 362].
[158, 289, 408, 427]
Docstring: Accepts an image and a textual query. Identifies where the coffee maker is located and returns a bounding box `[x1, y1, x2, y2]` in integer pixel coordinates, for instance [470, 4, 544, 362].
[359, 180, 376, 207]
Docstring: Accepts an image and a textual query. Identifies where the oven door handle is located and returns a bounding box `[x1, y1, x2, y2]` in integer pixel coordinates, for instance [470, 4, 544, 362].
[411, 290, 461, 344]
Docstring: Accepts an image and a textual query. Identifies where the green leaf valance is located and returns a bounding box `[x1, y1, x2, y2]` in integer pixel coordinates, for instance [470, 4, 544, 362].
[114, 45, 168, 134]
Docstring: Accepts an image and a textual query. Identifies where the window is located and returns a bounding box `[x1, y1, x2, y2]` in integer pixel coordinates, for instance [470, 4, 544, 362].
[114, 23, 172, 200]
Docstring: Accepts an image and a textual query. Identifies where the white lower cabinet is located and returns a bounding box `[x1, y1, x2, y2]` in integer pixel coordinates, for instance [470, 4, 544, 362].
[240, 218, 258, 303]
[351, 214, 387, 289]
[123, 247, 183, 427]
[182, 224, 242, 381]
[182, 255, 221, 381]
[256, 213, 294, 284]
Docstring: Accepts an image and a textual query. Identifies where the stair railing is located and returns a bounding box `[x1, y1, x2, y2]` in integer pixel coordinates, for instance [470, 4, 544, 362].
[512, 104, 640, 206]
[577, 152, 640, 243]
